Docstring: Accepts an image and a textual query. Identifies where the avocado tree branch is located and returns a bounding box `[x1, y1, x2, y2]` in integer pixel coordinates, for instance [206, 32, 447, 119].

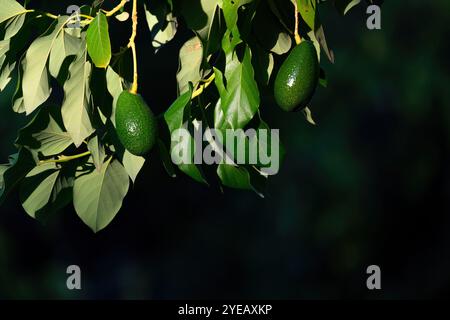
[78, 13, 94, 20]
[128, 0, 139, 94]
[27, 9, 94, 22]
[25, 9, 58, 19]
[293, 1, 302, 45]
[38, 151, 91, 165]
[103, 0, 129, 17]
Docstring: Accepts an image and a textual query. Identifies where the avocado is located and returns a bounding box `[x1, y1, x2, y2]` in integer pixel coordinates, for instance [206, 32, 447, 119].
[115, 91, 157, 156]
[274, 40, 320, 112]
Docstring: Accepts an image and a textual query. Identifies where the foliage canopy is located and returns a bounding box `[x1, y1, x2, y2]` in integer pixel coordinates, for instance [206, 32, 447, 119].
[0, 0, 366, 231]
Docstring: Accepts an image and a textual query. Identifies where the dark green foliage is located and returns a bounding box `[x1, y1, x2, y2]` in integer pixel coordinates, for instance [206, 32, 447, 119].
[0, 0, 366, 231]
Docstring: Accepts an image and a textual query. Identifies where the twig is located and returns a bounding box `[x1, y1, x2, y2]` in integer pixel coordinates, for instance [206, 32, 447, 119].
[128, 0, 138, 94]
[192, 73, 216, 99]
[293, 1, 302, 45]
[103, 0, 129, 17]
[39, 151, 91, 165]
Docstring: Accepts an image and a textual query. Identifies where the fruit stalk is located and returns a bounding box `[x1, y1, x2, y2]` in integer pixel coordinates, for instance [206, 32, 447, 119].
[293, 1, 301, 45]
[128, 0, 139, 94]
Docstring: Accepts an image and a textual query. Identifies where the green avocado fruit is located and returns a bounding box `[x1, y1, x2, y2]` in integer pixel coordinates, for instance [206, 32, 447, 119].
[274, 40, 320, 112]
[115, 91, 157, 156]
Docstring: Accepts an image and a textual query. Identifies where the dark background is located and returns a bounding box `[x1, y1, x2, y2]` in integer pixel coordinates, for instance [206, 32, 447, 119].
[1, 0, 450, 299]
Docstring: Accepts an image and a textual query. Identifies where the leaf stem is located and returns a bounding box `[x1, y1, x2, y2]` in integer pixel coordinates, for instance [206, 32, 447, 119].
[293, 1, 302, 45]
[192, 73, 216, 99]
[104, 0, 129, 17]
[128, 0, 139, 94]
[25, 9, 58, 19]
[39, 151, 91, 165]
[79, 14, 94, 20]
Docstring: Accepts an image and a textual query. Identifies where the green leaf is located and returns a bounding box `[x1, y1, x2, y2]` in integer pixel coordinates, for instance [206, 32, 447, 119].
[61, 43, 95, 147]
[164, 88, 206, 184]
[252, 45, 274, 86]
[15, 105, 55, 149]
[0, 12, 26, 93]
[217, 164, 266, 197]
[302, 106, 317, 125]
[0, 166, 7, 190]
[333, 0, 361, 15]
[106, 66, 123, 126]
[164, 89, 193, 135]
[314, 25, 334, 63]
[144, 4, 178, 52]
[176, 0, 220, 42]
[222, 0, 253, 32]
[0, 40, 9, 57]
[157, 139, 176, 178]
[4, 13, 26, 39]
[87, 136, 106, 171]
[0, 0, 26, 24]
[216, 46, 260, 130]
[49, 29, 82, 78]
[176, 37, 203, 95]
[32, 115, 73, 156]
[35, 172, 74, 221]
[11, 54, 25, 113]
[270, 32, 292, 56]
[22, 17, 70, 114]
[217, 164, 251, 190]
[217, 163, 266, 196]
[115, 11, 129, 22]
[73, 158, 129, 233]
[0, 60, 15, 91]
[253, 1, 292, 55]
[213, 96, 225, 129]
[86, 12, 111, 68]
[20, 163, 60, 218]
[122, 150, 145, 183]
[204, 5, 222, 56]
[222, 0, 239, 31]
[294, 0, 316, 31]
[307, 29, 321, 61]
[0, 148, 36, 206]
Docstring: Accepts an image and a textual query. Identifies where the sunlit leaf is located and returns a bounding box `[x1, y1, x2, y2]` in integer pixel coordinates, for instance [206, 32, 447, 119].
[0, 0, 26, 25]
[49, 29, 82, 78]
[106, 66, 123, 126]
[86, 12, 111, 68]
[144, 4, 178, 52]
[176, 37, 203, 95]
[61, 42, 95, 147]
[0, 148, 36, 206]
[20, 163, 60, 218]
[334, 0, 362, 15]
[164, 87, 206, 183]
[216, 46, 260, 130]
[32, 115, 73, 156]
[87, 136, 106, 171]
[73, 158, 129, 232]
[22, 17, 70, 114]
[122, 150, 145, 183]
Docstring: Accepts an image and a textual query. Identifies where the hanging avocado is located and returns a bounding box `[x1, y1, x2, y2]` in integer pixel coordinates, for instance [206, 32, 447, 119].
[274, 40, 320, 112]
[115, 91, 158, 156]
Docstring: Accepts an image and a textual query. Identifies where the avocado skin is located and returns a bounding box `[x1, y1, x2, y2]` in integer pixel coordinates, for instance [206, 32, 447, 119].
[274, 40, 320, 112]
[115, 91, 157, 156]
